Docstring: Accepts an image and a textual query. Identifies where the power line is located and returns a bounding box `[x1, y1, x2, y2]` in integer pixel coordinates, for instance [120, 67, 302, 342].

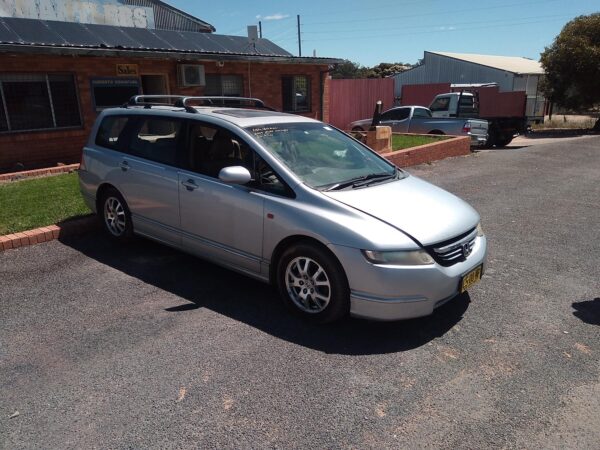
[305, 0, 560, 26]
[301, 16, 569, 43]
[299, 0, 442, 17]
[301, 14, 570, 34]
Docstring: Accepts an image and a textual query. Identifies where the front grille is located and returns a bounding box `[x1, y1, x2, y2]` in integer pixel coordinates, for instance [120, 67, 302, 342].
[426, 228, 477, 267]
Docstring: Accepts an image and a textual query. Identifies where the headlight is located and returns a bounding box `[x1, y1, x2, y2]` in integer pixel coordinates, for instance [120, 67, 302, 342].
[362, 249, 434, 265]
[476, 222, 484, 237]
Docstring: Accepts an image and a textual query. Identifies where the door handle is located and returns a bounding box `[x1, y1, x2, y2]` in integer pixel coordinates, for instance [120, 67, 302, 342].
[119, 161, 129, 172]
[181, 179, 199, 191]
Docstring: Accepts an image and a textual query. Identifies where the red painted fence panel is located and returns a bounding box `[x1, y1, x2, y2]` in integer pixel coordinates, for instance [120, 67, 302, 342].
[328, 78, 395, 130]
[401, 83, 451, 107]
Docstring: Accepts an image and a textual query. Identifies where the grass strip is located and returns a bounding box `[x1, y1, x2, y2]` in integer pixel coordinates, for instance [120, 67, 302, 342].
[0, 172, 90, 235]
[392, 134, 450, 151]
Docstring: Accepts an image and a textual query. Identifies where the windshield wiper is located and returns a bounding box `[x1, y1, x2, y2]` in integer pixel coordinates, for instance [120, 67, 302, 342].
[324, 171, 396, 191]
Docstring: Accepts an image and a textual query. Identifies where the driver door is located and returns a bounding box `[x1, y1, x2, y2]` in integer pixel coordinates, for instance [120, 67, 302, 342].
[379, 108, 410, 132]
[177, 121, 265, 273]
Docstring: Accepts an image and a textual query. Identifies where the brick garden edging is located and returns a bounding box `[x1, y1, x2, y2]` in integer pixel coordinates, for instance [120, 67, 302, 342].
[0, 215, 98, 252]
[0, 163, 80, 183]
[381, 135, 471, 167]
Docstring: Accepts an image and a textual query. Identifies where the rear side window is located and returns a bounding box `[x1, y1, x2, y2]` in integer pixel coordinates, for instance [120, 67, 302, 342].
[380, 108, 409, 121]
[95, 116, 130, 151]
[413, 108, 432, 118]
[430, 97, 450, 112]
[129, 118, 183, 166]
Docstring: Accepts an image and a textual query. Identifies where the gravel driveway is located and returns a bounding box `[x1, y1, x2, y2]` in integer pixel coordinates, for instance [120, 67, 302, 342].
[1, 135, 599, 449]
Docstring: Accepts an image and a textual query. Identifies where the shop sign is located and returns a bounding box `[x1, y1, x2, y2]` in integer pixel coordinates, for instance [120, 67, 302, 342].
[116, 64, 139, 76]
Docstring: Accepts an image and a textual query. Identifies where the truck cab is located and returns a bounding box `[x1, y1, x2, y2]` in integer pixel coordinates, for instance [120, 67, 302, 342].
[428, 90, 527, 147]
[429, 93, 478, 119]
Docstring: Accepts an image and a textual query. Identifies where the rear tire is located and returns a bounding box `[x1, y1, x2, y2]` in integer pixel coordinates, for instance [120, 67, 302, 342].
[99, 188, 133, 241]
[495, 136, 513, 147]
[276, 242, 350, 323]
[352, 126, 364, 132]
[428, 130, 444, 135]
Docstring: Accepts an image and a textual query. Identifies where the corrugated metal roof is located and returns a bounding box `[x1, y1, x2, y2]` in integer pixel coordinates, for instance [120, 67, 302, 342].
[0, 17, 291, 58]
[429, 51, 544, 75]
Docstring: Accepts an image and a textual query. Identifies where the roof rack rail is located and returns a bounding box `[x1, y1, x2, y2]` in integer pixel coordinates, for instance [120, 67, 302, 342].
[123, 95, 275, 113]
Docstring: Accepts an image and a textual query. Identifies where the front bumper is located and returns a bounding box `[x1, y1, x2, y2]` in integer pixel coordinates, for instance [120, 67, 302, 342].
[329, 235, 487, 321]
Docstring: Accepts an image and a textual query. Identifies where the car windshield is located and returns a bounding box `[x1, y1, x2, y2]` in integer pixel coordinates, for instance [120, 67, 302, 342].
[247, 122, 401, 189]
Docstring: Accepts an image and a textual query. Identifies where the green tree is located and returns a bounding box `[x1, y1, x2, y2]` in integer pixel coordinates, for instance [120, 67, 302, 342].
[367, 62, 412, 78]
[331, 61, 414, 79]
[540, 13, 600, 128]
[330, 60, 368, 79]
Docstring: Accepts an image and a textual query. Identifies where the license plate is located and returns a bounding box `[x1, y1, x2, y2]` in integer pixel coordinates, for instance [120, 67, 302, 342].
[460, 265, 482, 293]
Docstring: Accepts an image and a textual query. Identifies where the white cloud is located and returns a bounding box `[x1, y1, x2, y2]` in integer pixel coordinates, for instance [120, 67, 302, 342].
[256, 13, 290, 21]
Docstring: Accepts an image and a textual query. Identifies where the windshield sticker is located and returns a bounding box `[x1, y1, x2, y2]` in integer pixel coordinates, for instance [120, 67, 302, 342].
[251, 127, 289, 137]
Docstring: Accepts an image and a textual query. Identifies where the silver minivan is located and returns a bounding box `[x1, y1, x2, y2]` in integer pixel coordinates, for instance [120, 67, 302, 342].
[79, 96, 487, 323]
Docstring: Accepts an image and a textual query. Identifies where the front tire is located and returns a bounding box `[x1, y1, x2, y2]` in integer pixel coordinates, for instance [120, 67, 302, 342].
[100, 188, 133, 241]
[276, 242, 350, 323]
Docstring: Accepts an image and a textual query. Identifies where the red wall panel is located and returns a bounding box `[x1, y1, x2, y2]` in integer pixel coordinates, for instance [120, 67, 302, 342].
[328, 78, 395, 129]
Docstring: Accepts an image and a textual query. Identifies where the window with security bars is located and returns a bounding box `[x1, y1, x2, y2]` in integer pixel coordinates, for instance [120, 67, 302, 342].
[282, 75, 311, 113]
[0, 73, 81, 132]
[204, 75, 244, 98]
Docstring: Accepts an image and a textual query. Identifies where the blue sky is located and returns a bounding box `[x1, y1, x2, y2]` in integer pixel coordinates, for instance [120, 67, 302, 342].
[168, 0, 599, 66]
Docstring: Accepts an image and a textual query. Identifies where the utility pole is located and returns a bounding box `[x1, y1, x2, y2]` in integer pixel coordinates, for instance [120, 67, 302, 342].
[297, 14, 302, 57]
[258, 21, 262, 38]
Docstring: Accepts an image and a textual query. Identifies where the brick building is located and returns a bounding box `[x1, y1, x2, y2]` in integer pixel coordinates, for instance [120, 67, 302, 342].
[0, 0, 340, 171]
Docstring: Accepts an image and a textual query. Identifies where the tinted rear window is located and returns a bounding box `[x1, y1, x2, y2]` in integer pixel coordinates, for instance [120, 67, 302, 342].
[95, 116, 130, 151]
[129, 117, 183, 166]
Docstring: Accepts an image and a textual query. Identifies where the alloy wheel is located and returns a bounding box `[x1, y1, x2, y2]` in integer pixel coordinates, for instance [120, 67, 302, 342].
[104, 196, 127, 236]
[285, 256, 331, 313]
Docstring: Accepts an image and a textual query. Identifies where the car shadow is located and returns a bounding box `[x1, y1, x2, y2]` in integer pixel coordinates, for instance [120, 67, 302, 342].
[479, 146, 529, 151]
[572, 298, 600, 326]
[59, 232, 470, 355]
[525, 129, 591, 138]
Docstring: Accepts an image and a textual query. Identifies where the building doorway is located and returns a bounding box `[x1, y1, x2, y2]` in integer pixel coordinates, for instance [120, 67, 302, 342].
[141, 74, 168, 96]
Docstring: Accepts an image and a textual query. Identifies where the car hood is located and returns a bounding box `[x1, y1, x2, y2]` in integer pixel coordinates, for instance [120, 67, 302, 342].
[323, 175, 480, 245]
[348, 118, 371, 129]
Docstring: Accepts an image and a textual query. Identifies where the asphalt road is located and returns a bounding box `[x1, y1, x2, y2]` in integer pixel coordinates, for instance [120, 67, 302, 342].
[1, 135, 599, 449]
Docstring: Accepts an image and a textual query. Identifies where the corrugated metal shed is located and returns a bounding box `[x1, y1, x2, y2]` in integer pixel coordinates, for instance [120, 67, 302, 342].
[0, 17, 341, 64]
[429, 52, 544, 75]
[122, 0, 215, 32]
[0, 0, 215, 33]
[393, 51, 544, 98]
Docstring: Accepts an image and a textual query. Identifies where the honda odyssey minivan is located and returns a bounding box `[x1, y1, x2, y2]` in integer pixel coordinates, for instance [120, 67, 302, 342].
[79, 96, 486, 322]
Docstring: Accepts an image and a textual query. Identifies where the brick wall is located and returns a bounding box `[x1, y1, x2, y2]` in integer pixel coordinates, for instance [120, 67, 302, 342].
[0, 53, 330, 171]
[381, 135, 471, 167]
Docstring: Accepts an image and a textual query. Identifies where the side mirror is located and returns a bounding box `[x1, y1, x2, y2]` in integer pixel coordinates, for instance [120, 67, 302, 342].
[218, 166, 252, 185]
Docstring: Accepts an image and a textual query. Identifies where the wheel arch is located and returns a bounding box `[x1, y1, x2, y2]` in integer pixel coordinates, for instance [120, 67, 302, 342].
[428, 129, 445, 135]
[268, 234, 346, 285]
[95, 183, 121, 212]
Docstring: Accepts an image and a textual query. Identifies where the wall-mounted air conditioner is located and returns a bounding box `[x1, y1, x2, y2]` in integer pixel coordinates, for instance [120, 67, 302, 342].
[178, 64, 205, 87]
